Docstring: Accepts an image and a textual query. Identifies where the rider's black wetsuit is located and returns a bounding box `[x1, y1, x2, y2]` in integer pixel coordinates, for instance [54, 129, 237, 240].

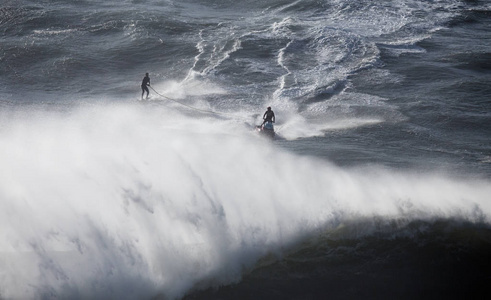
[141, 75, 150, 99]
[262, 109, 275, 125]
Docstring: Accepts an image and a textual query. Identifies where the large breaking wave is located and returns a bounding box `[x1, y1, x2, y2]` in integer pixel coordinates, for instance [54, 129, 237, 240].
[1, 104, 489, 299]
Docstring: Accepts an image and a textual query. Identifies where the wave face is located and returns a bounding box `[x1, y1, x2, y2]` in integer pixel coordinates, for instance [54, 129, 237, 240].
[1, 105, 490, 299]
[1, 0, 490, 299]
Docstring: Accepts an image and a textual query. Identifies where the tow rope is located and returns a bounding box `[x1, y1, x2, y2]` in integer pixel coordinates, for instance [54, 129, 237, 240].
[148, 86, 282, 133]
[149, 86, 226, 116]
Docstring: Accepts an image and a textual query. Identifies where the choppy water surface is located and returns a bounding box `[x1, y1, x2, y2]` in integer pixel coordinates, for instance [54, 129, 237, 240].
[1, 0, 490, 299]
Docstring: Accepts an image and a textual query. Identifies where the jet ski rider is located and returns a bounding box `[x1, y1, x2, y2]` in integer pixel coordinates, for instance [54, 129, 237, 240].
[262, 106, 275, 126]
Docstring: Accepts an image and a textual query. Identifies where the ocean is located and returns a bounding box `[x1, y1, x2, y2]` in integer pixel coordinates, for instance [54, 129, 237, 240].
[1, 0, 490, 299]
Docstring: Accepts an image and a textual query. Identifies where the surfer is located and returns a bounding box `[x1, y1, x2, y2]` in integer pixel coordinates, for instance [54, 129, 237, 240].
[262, 106, 275, 125]
[141, 73, 150, 99]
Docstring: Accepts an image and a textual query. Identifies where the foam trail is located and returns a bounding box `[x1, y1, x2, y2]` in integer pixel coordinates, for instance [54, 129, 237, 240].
[0, 104, 490, 299]
[184, 27, 242, 82]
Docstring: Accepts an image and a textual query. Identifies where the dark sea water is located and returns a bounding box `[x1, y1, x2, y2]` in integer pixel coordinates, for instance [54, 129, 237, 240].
[1, 1, 490, 299]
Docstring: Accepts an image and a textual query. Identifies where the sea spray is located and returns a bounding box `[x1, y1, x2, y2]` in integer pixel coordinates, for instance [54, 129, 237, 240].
[1, 103, 490, 299]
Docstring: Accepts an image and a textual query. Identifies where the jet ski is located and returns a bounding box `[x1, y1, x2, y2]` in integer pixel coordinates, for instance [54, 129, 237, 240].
[256, 121, 275, 138]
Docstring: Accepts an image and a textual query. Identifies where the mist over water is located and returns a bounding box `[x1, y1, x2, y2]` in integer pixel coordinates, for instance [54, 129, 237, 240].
[0, 103, 489, 299]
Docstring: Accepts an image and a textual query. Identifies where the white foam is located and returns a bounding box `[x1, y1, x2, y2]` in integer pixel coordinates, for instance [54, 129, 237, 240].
[0, 104, 489, 299]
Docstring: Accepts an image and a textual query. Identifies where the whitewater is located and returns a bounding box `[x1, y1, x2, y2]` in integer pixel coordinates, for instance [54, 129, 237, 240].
[1, 103, 489, 299]
[1, 0, 490, 299]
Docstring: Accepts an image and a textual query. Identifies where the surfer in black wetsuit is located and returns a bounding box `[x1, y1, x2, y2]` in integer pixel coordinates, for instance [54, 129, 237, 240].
[262, 106, 275, 125]
[141, 73, 150, 99]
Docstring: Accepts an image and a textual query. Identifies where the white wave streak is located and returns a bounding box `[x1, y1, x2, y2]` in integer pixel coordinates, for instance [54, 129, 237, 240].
[0, 105, 489, 299]
[273, 38, 295, 100]
[185, 27, 242, 81]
